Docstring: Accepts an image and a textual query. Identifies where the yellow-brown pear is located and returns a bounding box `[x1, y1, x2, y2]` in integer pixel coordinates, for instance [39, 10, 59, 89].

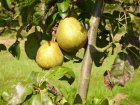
[56, 17, 87, 52]
[36, 41, 63, 69]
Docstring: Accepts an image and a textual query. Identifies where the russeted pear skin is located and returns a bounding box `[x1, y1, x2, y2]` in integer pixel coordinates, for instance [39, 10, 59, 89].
[56, 17, 87, 52]
[36, 41, 63, 69]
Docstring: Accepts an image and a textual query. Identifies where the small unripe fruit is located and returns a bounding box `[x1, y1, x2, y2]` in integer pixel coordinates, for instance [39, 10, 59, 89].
[56, 17, 87, 52]
[36, 41, 63, 69]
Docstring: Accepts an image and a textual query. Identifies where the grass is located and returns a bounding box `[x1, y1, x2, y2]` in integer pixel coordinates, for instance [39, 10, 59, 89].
[0, 39, 140, 105]
[0, 51, 42, 96]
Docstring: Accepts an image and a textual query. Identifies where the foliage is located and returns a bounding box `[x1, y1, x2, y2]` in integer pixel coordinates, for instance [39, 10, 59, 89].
[1, 66, 76, 105]
[0, 0, 140, 104]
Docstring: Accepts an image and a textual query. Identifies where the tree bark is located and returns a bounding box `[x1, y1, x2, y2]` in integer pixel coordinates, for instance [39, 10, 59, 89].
[78, 0, 104, 103]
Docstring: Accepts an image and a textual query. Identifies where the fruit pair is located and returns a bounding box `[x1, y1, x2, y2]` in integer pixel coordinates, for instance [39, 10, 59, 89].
[36, 17, 87, 69]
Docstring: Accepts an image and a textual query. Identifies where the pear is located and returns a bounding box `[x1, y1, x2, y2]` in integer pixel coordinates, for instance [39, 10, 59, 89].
[36, 41, 63, 69]
[56, 17, 87, 52]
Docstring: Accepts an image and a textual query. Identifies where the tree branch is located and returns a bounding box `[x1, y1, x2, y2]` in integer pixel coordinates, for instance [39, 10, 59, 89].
[93, 42, 113, 52]
[78, 0, 104, 103]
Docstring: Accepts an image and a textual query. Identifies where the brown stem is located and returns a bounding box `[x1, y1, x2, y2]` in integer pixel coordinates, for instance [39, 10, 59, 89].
[78, 0, 104, 103]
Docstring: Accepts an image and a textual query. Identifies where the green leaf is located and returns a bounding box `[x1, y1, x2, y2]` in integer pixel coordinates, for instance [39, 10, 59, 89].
[27, 71, 46, 85]
[73, 94, 83, 104]
[109, 19, 118, 36]
[46, 66, 75, 84]
[25, 32, 41, 59]
[63, 51, 83, 63]
[57, 0, 70, 18]
[31, 94, 42, 105]
[40, 90, 54, 105]
[40, 82, 47, 90]
[46, 78, 71, 102]
[66, 87, 77, 105]
[33, 12, 42, 25]
[1, 91, 11, 102]
[63, 51, 75, 61]
[2, 82, 34, 105]
[76, 0, 94, 15]
[32, 67, 75, 104]
[126, 47, 140, 69]
[89, 97, 109, 105]
[100, 98, 109, 105]
[27, 71, 47, 88]
[20, 7, 34, 26]
[91, 98, 102, 105]
[0, 0, 10, 10]
[17, 0, 41, 26]
[60, 98, 70, 105]
[120, 33, 140, 49]
[31, 90, 53, 105]
[0, 15, 12, 26]
[45, 12, 59, 33]
[27, 71, 39, 85]
[8, 40, 21, 59]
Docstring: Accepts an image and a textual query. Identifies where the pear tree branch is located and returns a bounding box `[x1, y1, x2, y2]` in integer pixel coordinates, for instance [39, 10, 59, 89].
[93, 42, 113, 52]
[78, 0, 104, 103]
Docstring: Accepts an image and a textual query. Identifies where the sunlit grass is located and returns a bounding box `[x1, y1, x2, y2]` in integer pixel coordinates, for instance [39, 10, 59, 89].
[0, 51, 42, 93]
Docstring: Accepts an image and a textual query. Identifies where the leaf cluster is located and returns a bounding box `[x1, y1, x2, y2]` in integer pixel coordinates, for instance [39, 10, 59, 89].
[1, 66, 76, 105]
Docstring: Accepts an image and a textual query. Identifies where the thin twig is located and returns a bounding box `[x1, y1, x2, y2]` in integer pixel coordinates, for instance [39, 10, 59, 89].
[93, 42, 113, 52]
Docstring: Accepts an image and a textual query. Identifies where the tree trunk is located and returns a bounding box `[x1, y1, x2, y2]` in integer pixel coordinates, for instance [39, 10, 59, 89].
[78, 0, 104, 103]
